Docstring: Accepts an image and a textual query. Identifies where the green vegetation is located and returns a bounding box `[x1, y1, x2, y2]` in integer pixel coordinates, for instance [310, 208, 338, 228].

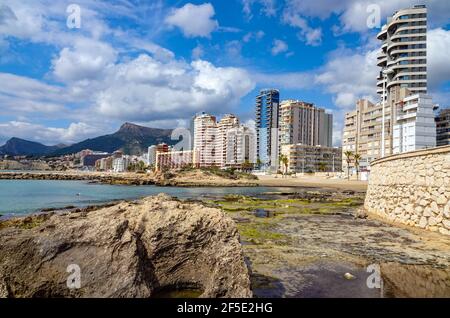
[0, 215, 48, 230]
[206, 193, 365, 246]
[237, 223, 287, 243]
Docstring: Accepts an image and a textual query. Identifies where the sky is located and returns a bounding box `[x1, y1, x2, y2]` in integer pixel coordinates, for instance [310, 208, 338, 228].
[0, 0, 449, 147]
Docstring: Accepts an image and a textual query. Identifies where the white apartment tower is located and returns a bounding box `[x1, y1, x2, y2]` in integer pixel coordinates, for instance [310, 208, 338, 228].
[393, 92, 436, 153]
[225, 126, 256, 167]
[377, 5, 427, 97]
[216, 114, 240, 167]
[193, 113, 218, 167]
[342, 5, 436, 173]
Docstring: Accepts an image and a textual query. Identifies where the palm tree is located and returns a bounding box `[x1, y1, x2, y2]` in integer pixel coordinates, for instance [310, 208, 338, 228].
[279, 154, 289, 177]
[344, 151, 354, 180]
[256, 158, 262, 170]
[354, 153, 361, 180]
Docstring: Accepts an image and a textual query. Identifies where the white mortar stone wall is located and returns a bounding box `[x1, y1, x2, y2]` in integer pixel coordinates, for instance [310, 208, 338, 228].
[364, 146, 450, 236]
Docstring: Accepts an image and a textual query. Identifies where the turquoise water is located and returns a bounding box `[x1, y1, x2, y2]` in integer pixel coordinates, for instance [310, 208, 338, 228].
[0, 180, 289, 217]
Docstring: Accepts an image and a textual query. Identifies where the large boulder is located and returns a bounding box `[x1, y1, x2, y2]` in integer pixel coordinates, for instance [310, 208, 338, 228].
[0, 194, 252, 298]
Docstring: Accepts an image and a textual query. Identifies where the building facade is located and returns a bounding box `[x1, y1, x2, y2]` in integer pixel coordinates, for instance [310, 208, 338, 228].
[343, 5, 435, 174]
[393, 92, 436, 153]
[193, 113, 218, 167]
[255, 89, 280, 170]
[376, 5, 427, 97]
[342, 99, 391, 173]
[281, 144, 342, 174]
[216, 114, 240, 167]
[225, 126, 256, 168]
[436, 109, 450, 146]
[155, 149, 199, 171]
[148, 145, 157, 166]
[280, 100, 333, 147]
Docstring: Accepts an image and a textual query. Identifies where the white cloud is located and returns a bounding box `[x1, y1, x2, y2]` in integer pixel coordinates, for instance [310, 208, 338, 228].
[315, 47, 379, 109]
[243, 30, 265, 42]
[271, 39, 288, 55]
[165, 3, 218, 38]
[192, 44, 204, 60]
[282, 12, 322, 46]
[95, 55, 255, 122]
[428, 28, 450, 89]
[51, 38, 117, 83]
[0, 121, 106, 145]
[284, 0, 450, 35]
[242, 0, 277, 20]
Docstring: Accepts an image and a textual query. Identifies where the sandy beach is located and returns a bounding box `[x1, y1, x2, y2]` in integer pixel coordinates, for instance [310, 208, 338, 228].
[256, 175, 368, 192]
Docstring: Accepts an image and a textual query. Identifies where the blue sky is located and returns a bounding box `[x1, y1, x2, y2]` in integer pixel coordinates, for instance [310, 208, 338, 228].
[0, 0, 449, 146]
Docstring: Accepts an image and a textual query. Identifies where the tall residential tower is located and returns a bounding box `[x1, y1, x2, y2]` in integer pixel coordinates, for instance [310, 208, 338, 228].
[255, 89, 280, 170]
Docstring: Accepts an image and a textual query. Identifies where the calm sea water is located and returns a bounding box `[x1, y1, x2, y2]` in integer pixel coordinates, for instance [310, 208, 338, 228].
[0, 180, 290, 217]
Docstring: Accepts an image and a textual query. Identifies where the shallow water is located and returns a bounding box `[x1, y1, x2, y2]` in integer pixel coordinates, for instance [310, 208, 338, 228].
[0, 179, 294, 217]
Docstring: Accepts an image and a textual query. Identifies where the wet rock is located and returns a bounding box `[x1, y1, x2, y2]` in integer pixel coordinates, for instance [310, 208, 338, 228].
[0, 194, 251, 298]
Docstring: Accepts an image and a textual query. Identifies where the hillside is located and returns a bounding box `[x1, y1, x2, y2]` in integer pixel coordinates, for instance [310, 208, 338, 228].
[50, 123, 174, 156]
[0, 138, 61, 157]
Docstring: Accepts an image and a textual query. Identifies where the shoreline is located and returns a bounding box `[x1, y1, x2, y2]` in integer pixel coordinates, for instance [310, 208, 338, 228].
[0, 170, 368, 191]
[0, 170, 259, 187]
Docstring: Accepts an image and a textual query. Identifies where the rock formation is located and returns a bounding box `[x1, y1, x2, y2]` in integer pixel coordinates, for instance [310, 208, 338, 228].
[0, 194, 252, 298]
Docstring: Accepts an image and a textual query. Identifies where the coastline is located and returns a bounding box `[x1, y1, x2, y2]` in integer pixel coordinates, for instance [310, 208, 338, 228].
[0, 170, 259, 187]
[0, 170, 368, 191]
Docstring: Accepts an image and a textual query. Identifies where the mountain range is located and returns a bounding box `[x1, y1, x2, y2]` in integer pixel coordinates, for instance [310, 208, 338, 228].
[0, 123, 174, 157]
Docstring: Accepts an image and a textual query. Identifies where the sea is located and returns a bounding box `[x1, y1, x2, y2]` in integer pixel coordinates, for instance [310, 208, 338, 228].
[0, 179, 290, 217]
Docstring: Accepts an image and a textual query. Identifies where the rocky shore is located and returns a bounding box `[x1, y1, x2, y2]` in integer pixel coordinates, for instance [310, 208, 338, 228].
[0, 194, 252, 298]
[0, 169, 258, 187]
[204, 190, 450, 297]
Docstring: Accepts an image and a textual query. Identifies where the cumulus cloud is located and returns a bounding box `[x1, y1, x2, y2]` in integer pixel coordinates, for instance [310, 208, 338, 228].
[0, 121, 106, 145]
[165, 3, 218, 38]
[95, 55, 255, 121]
[271, 39, 288, 55]
[51, 38, 117, 83]
[315, 47, 379, 109]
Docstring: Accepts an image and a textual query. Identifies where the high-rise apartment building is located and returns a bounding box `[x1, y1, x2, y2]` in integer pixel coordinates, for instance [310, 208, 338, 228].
[255, 89, 280, 170]
[193, 113, 218, 167]
[376, 5, 427, 97]
[216, 114, 240, 167]
[342, 99, 390, 172]
[436, 109, 450, 146]
[343, 5, 436, 175]
[280, 100, 333, 147]
[225, 126, 256, 167]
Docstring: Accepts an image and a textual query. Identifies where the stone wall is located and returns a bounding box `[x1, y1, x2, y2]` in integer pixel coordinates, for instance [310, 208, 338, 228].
[364, 146, 450, 236]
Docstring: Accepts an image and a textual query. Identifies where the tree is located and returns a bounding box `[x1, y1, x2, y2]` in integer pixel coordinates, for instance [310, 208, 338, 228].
[344, 151, 354, 180]
[241, 160, 253, 173]
[354, 153, 361, 180]
[279, 154, 289, 177]
[318, 162, 327, 172]
[256, 158, 262, 169]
